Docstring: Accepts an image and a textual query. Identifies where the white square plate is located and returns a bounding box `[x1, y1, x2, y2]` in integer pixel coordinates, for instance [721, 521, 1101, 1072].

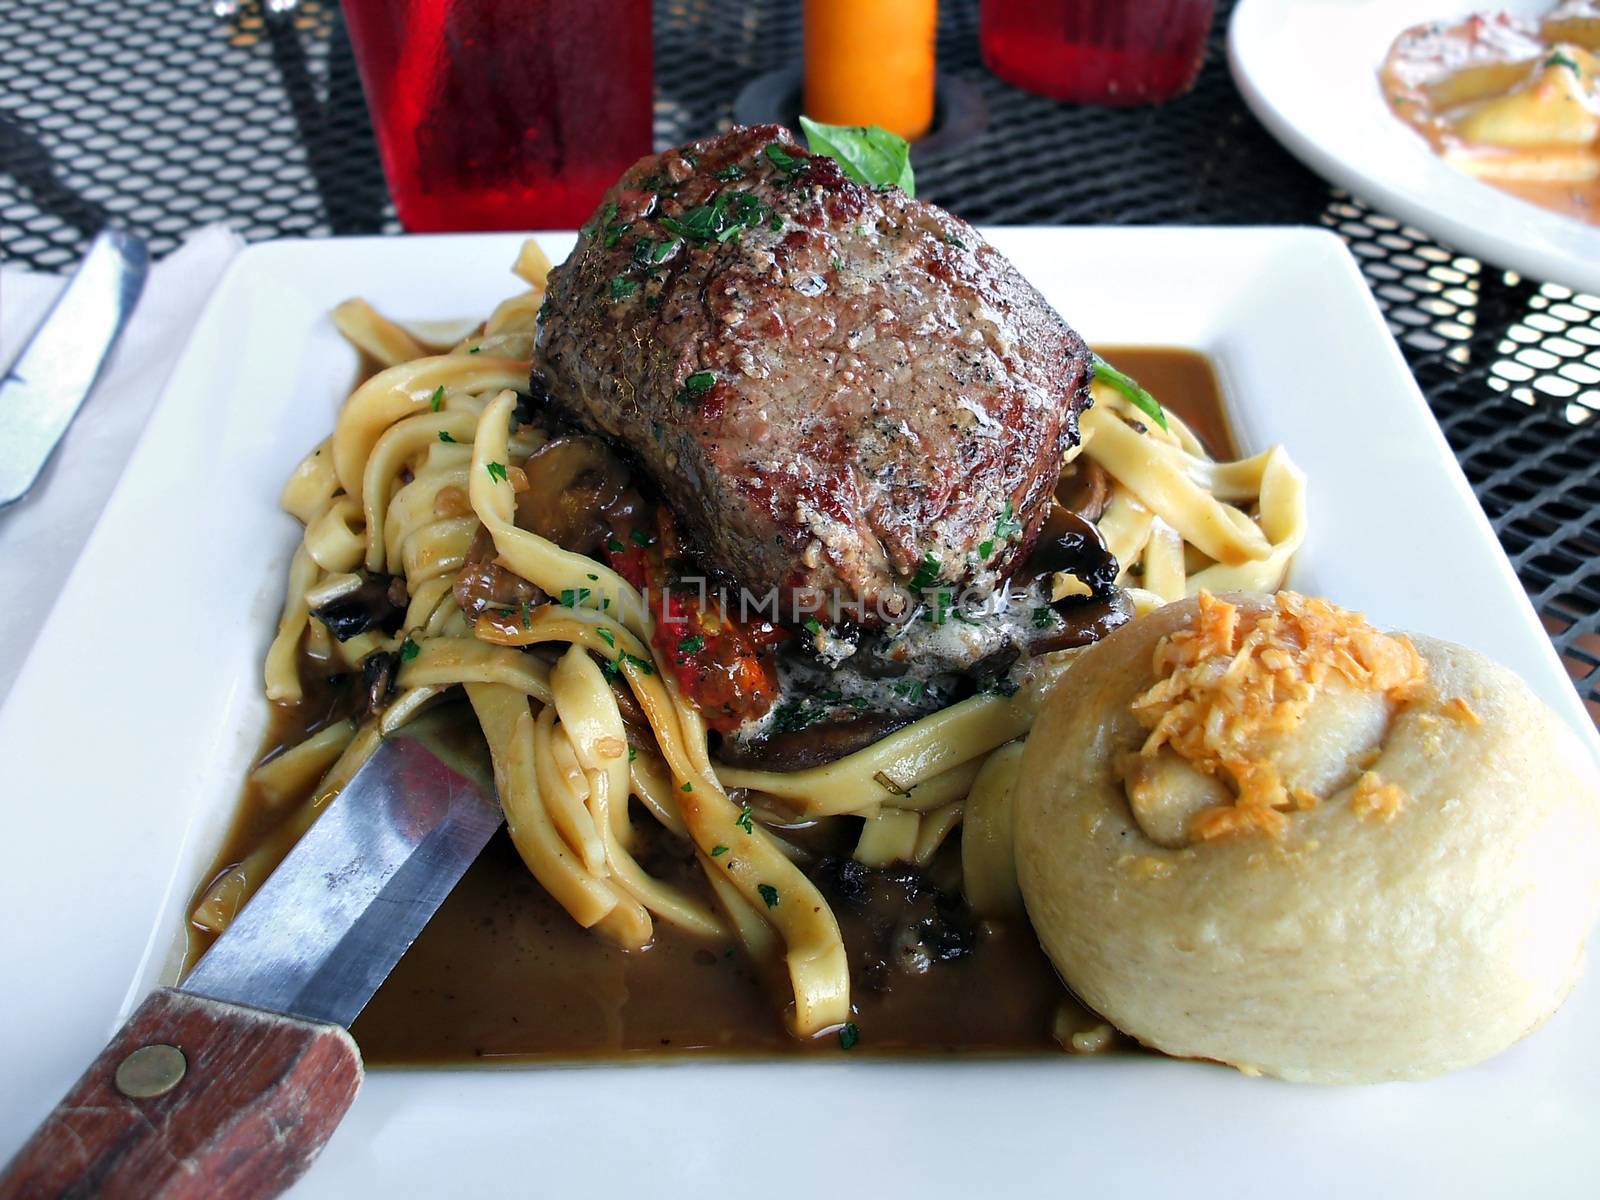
[2, 229, 1596, 1198]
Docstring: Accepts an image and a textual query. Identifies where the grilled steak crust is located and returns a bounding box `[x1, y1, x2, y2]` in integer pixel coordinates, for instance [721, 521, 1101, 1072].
[533, 124, 1092, 626]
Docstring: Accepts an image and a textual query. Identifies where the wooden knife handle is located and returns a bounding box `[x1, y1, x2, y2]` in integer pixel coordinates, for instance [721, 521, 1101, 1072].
[0, 988, 362, 1200]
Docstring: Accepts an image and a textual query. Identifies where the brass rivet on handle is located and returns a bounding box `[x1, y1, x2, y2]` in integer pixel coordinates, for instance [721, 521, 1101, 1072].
[114, 1044, 187, 1099]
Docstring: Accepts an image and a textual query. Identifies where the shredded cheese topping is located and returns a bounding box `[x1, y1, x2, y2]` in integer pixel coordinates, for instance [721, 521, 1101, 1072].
[1351, 771, 1407, 824]
[1129, 591, 1427, 840]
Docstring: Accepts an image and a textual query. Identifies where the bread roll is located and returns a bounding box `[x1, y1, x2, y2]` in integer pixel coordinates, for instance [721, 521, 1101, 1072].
[1014, 591, 1600, 1083]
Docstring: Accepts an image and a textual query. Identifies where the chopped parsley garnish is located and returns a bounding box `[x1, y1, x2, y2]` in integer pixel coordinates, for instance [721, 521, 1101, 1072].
[768, 212, 783, 232]
[628, 746, 637, 762]
[468, 346, 481, 354]
[438, 431, 456, 443]
[711, 844, 729, 856]
[944, 233, 966, 249]
[892, 678, 926, 702]
[660, 190, 772, 245]
[682, 780, 694, 793]
[764, 142, 801, 173]
[926, 590, 952, 627]
[720, 191, 769, 239]
[635, 237, 680, 269]
[582, 201, 619, 239]
[607, 536, 626, 553]
[602, 221, 633, 248]
[831, 256, 843, 271]
[736, 804, 754, 834]
[586, 573, 598, 581]
[1031, 605, 1056, 629]
[803, 617, 823, 635]
[597, 628, 615, 647]
[713, 164, 744, 181]
[520, 600, 532, 629]
[910, 552, 942, 591]
[756, 883, 780, 908]
[609, 275, 636, 300]
[993, 500, 1022, 543]
[1547, 50, 1581, 73]
[429, 385, 444, 412]
[558, 588, 591, 607]
[630, 528, 651, 546]
[399, 637, 420, 662]
[485, 461, 508, 483]
[978, 539, 995, 559]
[838, 1022, 860, 1050]
[622, 651, 655, 675]
[771, 699, 825, 732]
[677, 634, 706, 656]
[684, 370, 716, 393]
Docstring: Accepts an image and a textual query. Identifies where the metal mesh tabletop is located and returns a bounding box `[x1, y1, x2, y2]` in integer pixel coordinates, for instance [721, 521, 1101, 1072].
[1, 0, 1595, 719]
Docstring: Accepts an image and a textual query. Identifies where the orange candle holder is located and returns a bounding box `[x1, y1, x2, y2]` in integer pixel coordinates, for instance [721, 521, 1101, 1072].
[803, 0, 938, 141]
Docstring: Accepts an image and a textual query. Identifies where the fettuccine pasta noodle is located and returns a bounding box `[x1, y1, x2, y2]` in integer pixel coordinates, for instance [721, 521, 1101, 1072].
[204, 240, 1307, 1038]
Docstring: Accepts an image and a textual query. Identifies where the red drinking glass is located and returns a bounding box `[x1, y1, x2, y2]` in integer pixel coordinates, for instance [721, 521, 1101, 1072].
[980, 0, 1214, 106]
[341, 0, 654, 232]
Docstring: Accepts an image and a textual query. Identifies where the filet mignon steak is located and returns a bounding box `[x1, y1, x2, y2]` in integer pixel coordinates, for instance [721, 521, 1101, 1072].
[533, 124, 1092, 626]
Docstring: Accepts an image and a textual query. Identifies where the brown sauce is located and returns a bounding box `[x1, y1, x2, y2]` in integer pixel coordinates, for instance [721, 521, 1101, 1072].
[1096, 345, 1235, 458]
[186, 345, 1231, 1064]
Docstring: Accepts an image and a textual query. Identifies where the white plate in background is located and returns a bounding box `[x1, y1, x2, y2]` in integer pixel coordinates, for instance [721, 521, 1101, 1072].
[0, 229, 1596, 1198]
[1231, 0, 1600, 294]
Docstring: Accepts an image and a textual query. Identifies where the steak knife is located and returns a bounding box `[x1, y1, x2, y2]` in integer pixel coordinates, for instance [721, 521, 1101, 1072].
[0, 228, 149, 509]
[0, 713, 502, 1199]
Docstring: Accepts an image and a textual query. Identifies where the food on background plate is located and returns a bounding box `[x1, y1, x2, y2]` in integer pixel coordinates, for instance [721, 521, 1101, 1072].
[1016, 591, 1600, 1083]
[192, 122, 1310, 1056]
[1382, 3, 1600, 224]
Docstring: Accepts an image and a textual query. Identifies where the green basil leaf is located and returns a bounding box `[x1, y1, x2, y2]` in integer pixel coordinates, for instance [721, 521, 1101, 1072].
[1091, 354, 1169, 432]
[798, 116, 915, 197]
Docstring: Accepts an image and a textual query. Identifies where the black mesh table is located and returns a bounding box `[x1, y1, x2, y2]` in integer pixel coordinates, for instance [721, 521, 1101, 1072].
[2, 0, 1595, 720]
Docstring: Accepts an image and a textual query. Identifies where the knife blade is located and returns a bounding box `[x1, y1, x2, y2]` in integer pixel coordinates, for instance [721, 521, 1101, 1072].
[183, 711, 502, 1027]
[0, 228, 149, 509]
[0, 710, 503, 1200]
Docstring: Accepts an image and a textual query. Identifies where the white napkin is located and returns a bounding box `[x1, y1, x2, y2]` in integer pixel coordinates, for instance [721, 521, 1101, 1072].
[0, 225, 245, 703]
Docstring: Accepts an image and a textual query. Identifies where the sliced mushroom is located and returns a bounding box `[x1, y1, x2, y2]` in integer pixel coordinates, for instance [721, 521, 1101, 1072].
[716, 712, 912, 772]
[309, 572, 407, 641]
[361, 650, 399, 716]
[514, 435, 629, 555]
[1056, 457, 1111, 523]
[454, 527, 544, 622]
[1023, 504, 1120, 596]
[1029, 590, 1135, 656]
